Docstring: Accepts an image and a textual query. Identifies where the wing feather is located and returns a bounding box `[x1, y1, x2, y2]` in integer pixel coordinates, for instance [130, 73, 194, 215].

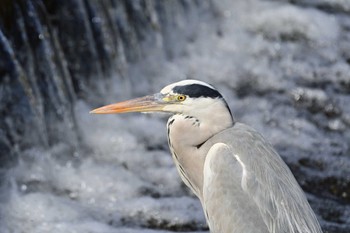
[203, 143, 269, 233]
[202, 123, 323, 233]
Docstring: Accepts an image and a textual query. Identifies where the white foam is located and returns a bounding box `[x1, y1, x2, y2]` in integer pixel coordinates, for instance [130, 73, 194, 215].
[247, 4, 339, 44]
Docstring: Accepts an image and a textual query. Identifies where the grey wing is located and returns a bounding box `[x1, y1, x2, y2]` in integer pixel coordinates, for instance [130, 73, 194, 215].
[202, 124, 323, 233]
[203, 143, 269, 233]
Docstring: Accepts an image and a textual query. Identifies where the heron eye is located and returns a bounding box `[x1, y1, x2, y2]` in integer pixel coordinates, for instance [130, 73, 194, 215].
[177, 95, 186, 101]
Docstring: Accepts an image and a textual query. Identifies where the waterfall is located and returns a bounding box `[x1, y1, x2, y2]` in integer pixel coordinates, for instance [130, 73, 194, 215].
[0, 0, 214, 163]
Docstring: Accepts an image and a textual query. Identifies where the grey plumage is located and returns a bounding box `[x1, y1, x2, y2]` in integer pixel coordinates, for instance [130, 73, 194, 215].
[91, 79, 323, 233]
[199, 123, 322, 233]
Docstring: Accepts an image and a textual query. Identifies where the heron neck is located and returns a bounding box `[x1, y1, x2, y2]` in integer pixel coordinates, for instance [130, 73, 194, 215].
[167, 104, 233, 196]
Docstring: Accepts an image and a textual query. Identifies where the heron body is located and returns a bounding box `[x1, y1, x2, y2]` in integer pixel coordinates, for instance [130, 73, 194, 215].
[91, 80, 323, 233]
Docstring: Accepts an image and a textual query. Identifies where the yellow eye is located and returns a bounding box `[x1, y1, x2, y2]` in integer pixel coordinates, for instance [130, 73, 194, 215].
[177, 95, 186, 101]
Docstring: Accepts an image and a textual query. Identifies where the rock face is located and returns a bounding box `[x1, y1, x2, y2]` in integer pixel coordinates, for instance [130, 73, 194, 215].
[0, 0, 349, 233]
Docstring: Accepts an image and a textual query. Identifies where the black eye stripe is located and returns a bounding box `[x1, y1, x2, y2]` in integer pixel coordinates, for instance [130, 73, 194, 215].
[173, 84, 222, 98]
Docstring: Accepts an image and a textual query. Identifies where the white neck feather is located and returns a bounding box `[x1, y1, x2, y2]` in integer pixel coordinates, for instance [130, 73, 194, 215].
[166, 98, 233, 196]
[168, 98, 233, 147]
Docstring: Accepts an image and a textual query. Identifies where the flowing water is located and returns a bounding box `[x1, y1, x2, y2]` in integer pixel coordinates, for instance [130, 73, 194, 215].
[0, 0, 349, 232]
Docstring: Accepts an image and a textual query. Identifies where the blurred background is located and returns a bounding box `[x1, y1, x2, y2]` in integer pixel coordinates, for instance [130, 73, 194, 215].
[0, 0, 349, 232]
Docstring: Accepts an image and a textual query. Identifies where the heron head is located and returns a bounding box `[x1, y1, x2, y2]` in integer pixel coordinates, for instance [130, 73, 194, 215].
[90, 80, 231, 118]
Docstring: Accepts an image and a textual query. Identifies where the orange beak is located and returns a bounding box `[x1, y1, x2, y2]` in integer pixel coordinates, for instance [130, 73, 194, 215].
[90, 94, 166, 114]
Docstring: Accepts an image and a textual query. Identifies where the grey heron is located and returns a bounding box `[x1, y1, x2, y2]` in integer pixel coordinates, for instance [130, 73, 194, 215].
[91, 80, 323, 233]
